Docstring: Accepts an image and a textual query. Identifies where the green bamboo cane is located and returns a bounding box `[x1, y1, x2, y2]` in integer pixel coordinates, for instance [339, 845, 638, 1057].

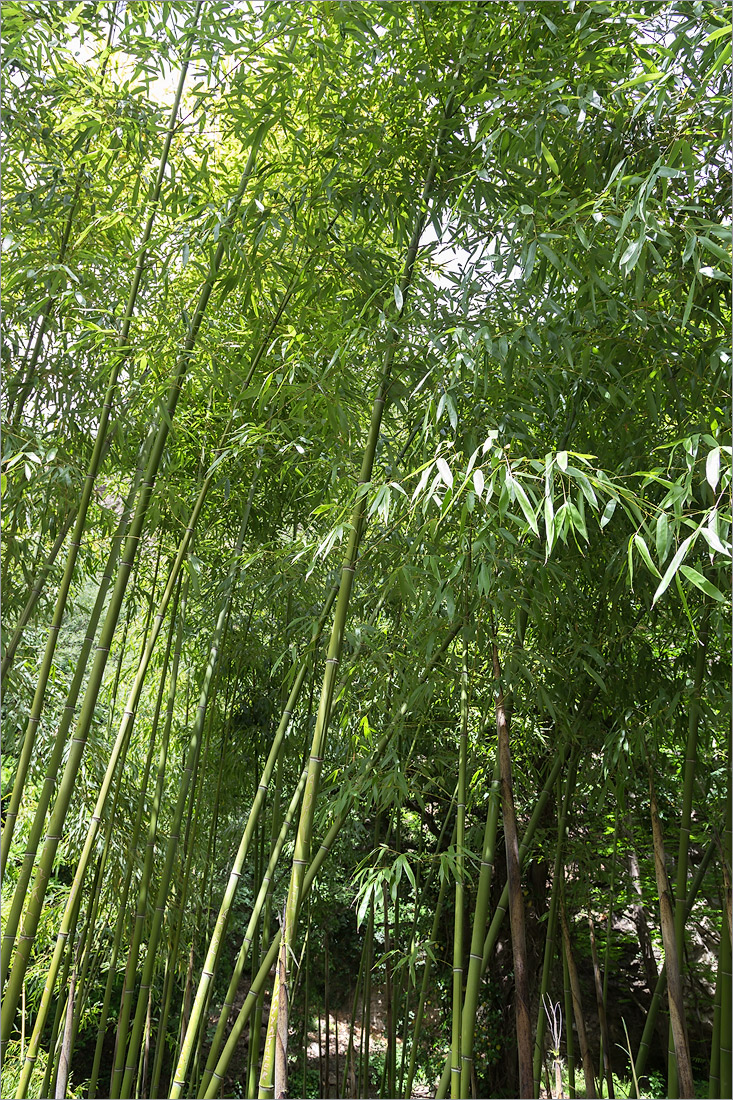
[108, 579, 185, 1094]
[634, 835, 716, 1084]
[88, 576, 188, 1098]
[719, 906, 732, 1099]
[560, 899, 597, 1099]
[66, 576, 144, 1052]
[141, 573, 233, 1098]
[257, 100, 457, 1095]
[0, 6, 202, 866]
[167, 659, 223, 1098]
[196, 764, 308, 1096]
[244, 753, 284, 1100]
[204, 628, 463, 1100]
[598, 800, 619, 1085]
[168, 581, 338, 1098]
[709, 930, 723, 1100]
[116, 516, 250, 1100]
[201, 808, 357, 1100]
[563, 941, 576, 1099]
[149, 699, 203, 1100]
[459, 743, 500, 1099]
[4, 477, 210, 1055]
[0, 438, 149, 976]
[668, 621, 707, 1097]
[341, 931, 369, 1098]
[2, 118, 267, 1011]
[532, 762, 576, 1097]
[63, 723, 133, 1086]
[189, 699, 237, 1096]
[361, 898, 374, 1099]
[649, 773, 695, 1099]
[491, 623, 533, 1099]
[436, 744, 570, 1100]
[12, 561, 193, 1099]
[187, 660, 240, 1098]
[451, 630, 469, 1099]
[38, 888, 83, 1100]
[404, 826, 455, 1100]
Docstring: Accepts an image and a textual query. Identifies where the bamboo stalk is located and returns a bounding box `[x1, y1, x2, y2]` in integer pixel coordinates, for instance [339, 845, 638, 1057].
[1, 444, 148, 976]
[649, 773, 695, 1098]
[435, 745, 570, 1100]
[563, 940, 576, 1099]
[88, 577, 187, 1098]
[196, 765, 309, 1095]
[491, 625, 533, 1099]
[719, 904, 732, 1099]
[588, 914, 614, 1098]
[532, 762, 576, 1097]
[451, 629, 470, 1099]
[560, 899, 597, 1099]
[108, 579, 185, 1094]
[404, 833, 453, 1100]
[169, 579, 337, 1097]
[459, 746, 500, 1098]
[634, 835, 716, 1083]
[115, 517, 250, 1099]
[668, 620, 707, 1097]
[5, 482, 209, 1065]
[0, 6, 202, 868]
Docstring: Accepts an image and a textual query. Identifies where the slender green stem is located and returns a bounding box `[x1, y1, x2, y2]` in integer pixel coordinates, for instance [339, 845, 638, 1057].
[451, 629, 469, 1099]
[116, 516, 250, 1099]
[0, 4, 202, 868]
[532, 761, 576, 1096]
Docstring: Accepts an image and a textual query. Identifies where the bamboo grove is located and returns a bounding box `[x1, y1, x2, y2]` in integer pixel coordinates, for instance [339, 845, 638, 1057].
[1, 2, 730, 1098]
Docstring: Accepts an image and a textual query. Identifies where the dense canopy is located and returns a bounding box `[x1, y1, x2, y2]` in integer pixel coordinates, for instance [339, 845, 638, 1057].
[1, 3, 731, 1099]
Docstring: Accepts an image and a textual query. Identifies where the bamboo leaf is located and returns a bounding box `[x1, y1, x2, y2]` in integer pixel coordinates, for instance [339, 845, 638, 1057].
[653, 533, 696, 605]
[706, 447, 721, 491]
[634, 533, 662, 578]
[437, 457, 453, 489]
[679, 566, 727, 603]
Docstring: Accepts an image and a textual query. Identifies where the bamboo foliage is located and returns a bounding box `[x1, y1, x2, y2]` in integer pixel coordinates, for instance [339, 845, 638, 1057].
[1, 5, 730, 1100]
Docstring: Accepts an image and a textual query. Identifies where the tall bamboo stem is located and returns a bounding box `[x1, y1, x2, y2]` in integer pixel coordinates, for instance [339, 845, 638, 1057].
[116, 516, 250, 1099]
[649, 772, 695, 1098]
[0, 5, 202, 867]
[451, 629, 469, 1099]
[532, 762, 575, 1096]
[560, 899, 597, 1099]
[668, 620, 707, 1097]
[1, 443, 148, 978]
[491, 625, 532, 1098]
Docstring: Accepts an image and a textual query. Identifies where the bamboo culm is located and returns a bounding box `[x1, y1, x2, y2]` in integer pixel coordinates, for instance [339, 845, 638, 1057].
[5, 477, 210, 1065]
[0, 5, 202, 870]
[435, 744, 570, 1100]
[1, 117, 267, 1039]
[115, 514, 250, 1099]
[532, 762, 576, 1097]
[451, 629, 470, 1099]
[1, 439, 150, 981]
[169, 579, 338, 1098]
